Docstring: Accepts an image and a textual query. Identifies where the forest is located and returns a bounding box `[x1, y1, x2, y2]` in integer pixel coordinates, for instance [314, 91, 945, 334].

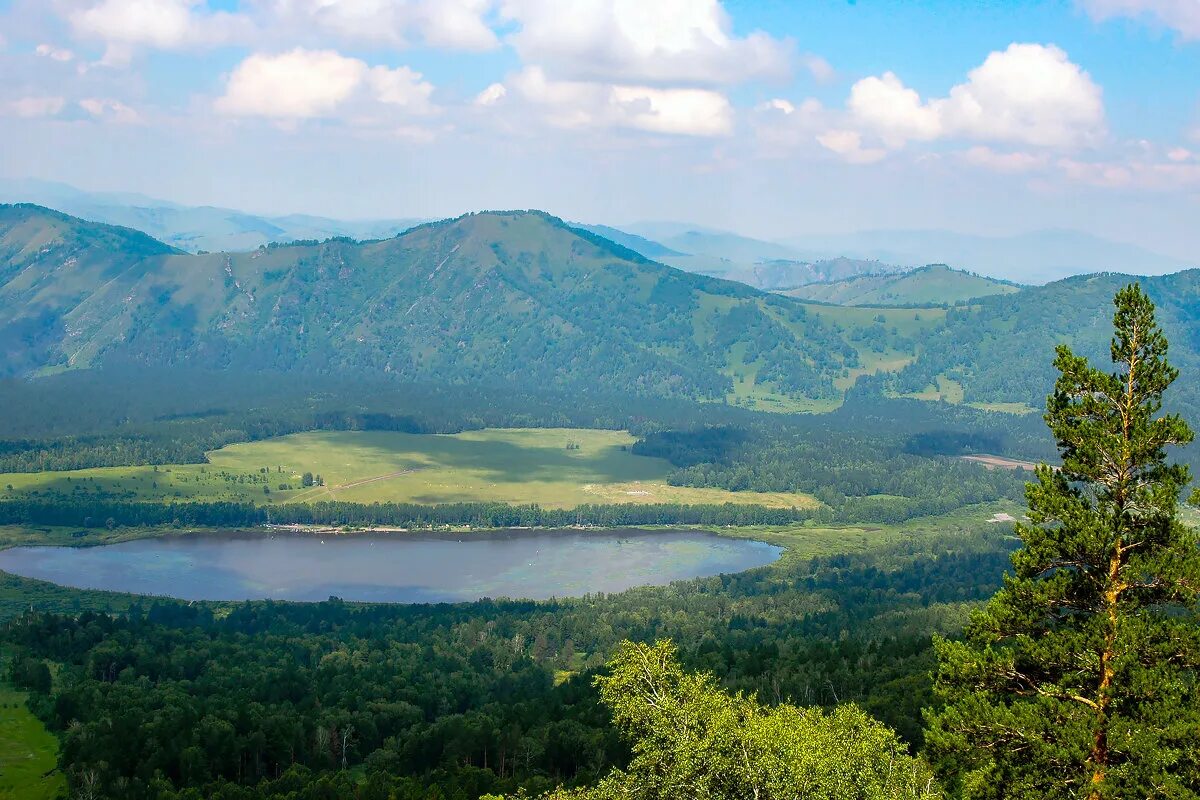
[4, 521, 1015, 799]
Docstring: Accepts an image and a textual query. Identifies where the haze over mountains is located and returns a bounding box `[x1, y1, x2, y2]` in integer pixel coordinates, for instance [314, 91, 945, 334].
[1, 179, 1190, 286]
[0, 178, 424, 254]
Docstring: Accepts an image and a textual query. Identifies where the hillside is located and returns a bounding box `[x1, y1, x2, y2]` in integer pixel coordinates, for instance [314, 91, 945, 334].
[780, 265, 1021, 306]
[890, 270, 1200, 413]
[0, 205, 907, 407]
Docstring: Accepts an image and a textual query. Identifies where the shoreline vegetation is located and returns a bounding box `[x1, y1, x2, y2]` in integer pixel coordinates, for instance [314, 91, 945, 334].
[0, 501, 1022, 620]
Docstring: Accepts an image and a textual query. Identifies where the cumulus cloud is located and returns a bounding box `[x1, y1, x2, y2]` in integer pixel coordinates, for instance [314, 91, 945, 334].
[500, 0, 793, 84]
[266, 0, 498, 50]
[498, 65, 733, 136]
[7, 96, 67, 118]
[1077, 0, 1200, 40]
[847, 72, 941, 146]
[68, 0, 251, 60]
[826, 43, 1105, 162]
[215, 48, 435, 120]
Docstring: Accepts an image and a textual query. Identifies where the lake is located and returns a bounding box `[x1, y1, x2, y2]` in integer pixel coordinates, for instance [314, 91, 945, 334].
[0, 529, 781, 603]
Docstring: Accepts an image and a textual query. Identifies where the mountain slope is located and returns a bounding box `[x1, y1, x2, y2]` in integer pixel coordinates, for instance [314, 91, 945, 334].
[780, 265, 1021, 306]
[890, 270, 1200, 411]
[0, 205, 890, 404]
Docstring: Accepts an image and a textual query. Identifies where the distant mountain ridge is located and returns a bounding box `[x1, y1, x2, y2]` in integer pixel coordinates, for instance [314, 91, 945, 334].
[0, 178, 424, 254]
[780, 265, 1021, 306]
[782, 228, 1190, 284]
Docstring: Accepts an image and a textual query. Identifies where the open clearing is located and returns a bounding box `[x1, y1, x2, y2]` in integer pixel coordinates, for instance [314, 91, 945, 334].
[0, 681, 65, 800]
[960, 454, 1040, 471]
[0, 428, 820, 511]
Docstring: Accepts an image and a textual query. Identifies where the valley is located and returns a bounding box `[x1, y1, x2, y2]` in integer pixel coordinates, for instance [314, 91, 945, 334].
[0, 201, 1196, 800]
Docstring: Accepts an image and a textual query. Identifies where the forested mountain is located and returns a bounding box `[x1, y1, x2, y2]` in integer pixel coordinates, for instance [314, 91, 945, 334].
[5, 202, 1199, 420]
[0, 204, 879, 403]
[892, 270, 1200, 412]
[780, 265, 1021, 306]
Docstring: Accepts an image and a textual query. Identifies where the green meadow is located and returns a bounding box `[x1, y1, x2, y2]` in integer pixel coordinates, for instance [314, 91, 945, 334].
[0, 680, 64, 800]
[0, 428, 820, 511]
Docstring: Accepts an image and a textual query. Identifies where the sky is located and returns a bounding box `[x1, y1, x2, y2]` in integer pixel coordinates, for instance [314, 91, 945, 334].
[0, 0, 1198, 256]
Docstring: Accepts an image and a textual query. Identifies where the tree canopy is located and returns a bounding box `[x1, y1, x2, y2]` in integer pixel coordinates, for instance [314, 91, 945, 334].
[926, 284, 1200, 799]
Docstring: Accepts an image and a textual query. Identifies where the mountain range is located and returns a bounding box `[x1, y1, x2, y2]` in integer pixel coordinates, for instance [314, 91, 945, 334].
[4, 179, 1189, 286]
[0, 204, 873, 406]
[3, 201, 1198, 422]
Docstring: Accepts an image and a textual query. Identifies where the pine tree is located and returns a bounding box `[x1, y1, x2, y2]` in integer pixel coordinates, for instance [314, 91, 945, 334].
[926, 284, 1200, 799]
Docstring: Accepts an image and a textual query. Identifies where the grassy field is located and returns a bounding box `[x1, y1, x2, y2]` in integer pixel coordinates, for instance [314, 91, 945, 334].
[0, 428, 820, 511]
[0, 679, 64, 800]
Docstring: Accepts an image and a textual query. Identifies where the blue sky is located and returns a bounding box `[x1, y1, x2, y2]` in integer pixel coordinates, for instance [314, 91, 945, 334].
[0, 0, 1197, 257]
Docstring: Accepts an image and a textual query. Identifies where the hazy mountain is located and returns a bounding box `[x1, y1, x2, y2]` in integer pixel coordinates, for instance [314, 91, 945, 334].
[569, 223, 683, 259]
[609, 221, 897, 290]
[783, 228, 1191, 284]
[780, 265, 1021, 306]
[0, 204, 884, 404]
[0, 178, 424, 253]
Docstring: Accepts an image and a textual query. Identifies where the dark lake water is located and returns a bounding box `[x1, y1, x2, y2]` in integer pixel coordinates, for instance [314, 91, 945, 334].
[0, 529, 781, 603]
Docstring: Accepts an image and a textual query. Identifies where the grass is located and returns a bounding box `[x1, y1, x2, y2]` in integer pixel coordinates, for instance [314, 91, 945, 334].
[0, 679, 64, 800]
[0, 428, 820, 511]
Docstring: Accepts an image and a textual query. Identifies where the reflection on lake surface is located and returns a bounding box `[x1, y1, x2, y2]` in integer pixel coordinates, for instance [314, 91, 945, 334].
[0, 529, 781, 603]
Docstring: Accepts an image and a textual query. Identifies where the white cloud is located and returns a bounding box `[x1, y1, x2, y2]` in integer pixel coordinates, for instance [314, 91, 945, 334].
[1078, 0, 1200, 40]
[503, 65, 733, 136]
[848, 72, 941, 147]
[841, 43, 1104, 156]
[215, 49, 435, 120]
[938, 44, 1105, 148]
[69, 0, 251, 59]
[79, 97, 140, 122]
[475, 83, 507, 106]
[36, 44, 76, 62]
[217, 50, 363, 118]
[7, 96, 67, 118]
[816, 129, 886, 164]
[367, 66, 435, 112]
[760, 98, 796, 115]
[500, 0, 793, 84]
[266, 0, 498, 50]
